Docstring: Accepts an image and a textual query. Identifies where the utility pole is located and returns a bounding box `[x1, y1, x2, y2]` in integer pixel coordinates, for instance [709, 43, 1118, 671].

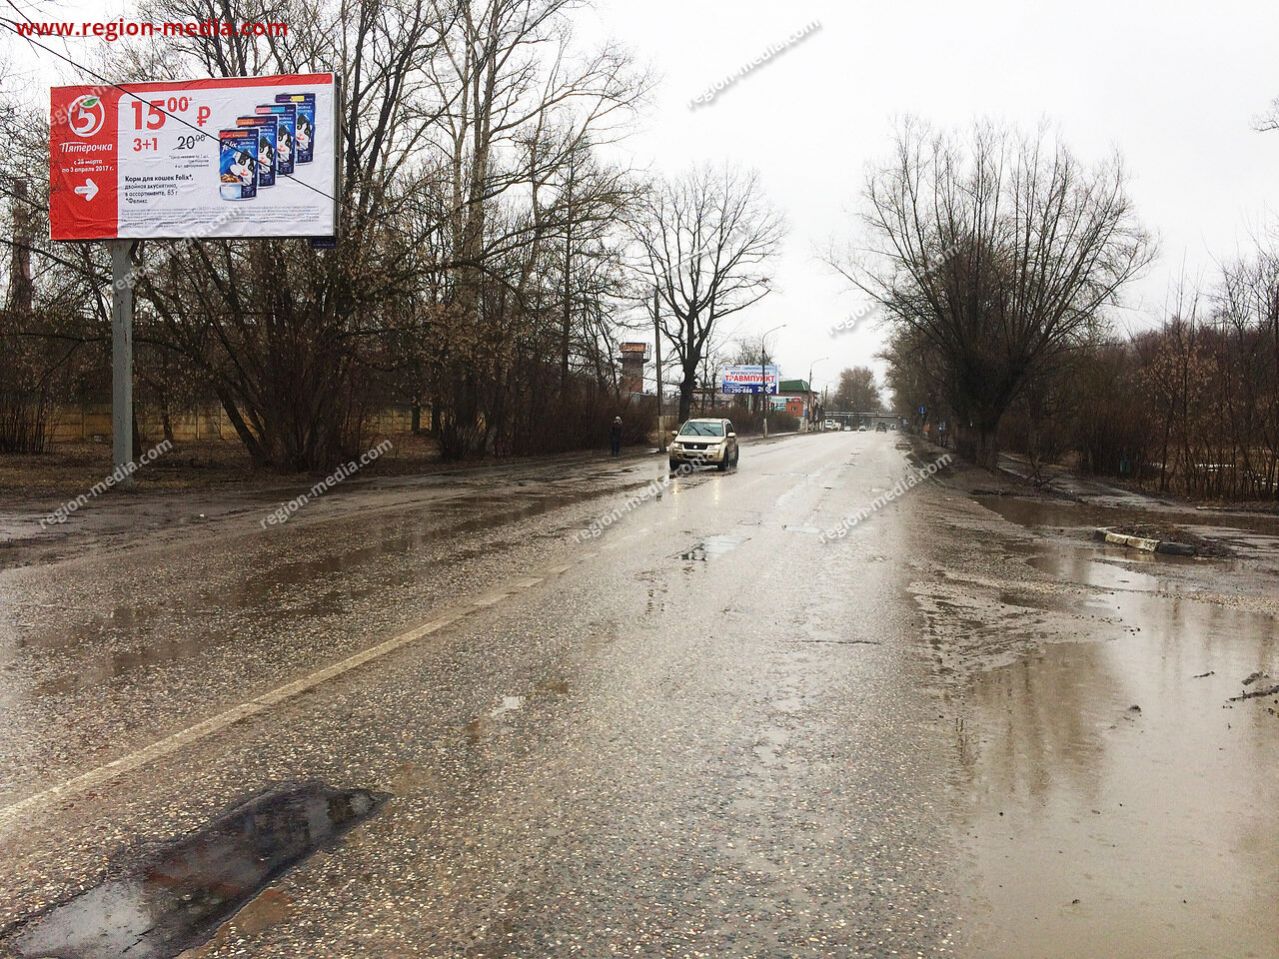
[758, 323, 787, 438]
[807, 355, 828, 430]
[110, 241, 135, 487]
[654, 286, 665, 453]
[760, 344, 769, 438]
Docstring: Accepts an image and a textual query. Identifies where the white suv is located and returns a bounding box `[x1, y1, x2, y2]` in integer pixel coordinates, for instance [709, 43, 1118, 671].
[669, 418, 739, 472]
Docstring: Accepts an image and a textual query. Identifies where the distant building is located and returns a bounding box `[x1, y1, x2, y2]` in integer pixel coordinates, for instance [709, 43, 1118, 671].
[775, 379, 817, 421]
[619, 342, 649, 395]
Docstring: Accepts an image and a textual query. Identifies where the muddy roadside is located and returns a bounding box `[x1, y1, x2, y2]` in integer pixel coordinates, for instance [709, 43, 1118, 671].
[900, 435, 1279, 958]
[0, 431, 807, 571]
[904, 433, 1279, 677]
[0, 438, 657, 571]
[911, 437, 1279, 562]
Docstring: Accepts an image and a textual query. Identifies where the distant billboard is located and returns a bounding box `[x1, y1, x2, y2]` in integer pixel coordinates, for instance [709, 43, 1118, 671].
[50, 73, 337, 241]
[721, 364, 779, 395]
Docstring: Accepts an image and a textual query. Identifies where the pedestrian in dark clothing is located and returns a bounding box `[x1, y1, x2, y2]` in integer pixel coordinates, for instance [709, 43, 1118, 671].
[609, 416, 623, 456]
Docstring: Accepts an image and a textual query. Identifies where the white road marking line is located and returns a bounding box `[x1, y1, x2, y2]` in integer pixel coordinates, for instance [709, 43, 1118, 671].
[0, 566, 567, 826]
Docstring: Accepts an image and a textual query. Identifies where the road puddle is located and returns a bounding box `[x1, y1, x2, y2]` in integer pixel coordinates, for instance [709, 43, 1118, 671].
[1026, 552, 1161, 593]
[6, 783, 383, 959]
[678, 534, 746, 562]
[980, 493, 1279, 549]
[954, 553, 1279, 958]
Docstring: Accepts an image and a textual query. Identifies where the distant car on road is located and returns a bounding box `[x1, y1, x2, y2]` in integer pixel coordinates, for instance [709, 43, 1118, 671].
[875, 422, 888, 432]
[822, 419, 838, 431]
[858, 424, 868, 432]
[842, 424, 851, 432]
[669, 418, 739, 472]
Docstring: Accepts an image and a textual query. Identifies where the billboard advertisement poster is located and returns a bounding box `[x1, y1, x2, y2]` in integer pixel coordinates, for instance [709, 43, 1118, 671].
[50, 73, 337, 241]
[721, 364, 780, 395]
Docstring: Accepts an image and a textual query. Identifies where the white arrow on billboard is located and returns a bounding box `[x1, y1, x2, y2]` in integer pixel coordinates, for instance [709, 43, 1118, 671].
[74, 178, 99, 202]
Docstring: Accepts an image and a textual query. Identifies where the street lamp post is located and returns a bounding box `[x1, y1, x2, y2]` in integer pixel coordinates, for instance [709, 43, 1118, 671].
[653, 286, 665, 454]
[759, 323, 787, 438]
[807, 355, 828, 430]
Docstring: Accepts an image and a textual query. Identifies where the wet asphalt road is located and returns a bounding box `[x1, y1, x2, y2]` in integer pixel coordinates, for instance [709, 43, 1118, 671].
[1, 432, 1277, 957]
[0, 434, 960, 957]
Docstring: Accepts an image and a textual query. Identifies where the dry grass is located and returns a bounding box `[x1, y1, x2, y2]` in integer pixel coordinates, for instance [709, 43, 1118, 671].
[0, 433, 447, 500]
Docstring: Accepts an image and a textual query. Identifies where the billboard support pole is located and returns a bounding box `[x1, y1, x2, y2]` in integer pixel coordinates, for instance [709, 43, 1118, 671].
[110, 240, 134, 488]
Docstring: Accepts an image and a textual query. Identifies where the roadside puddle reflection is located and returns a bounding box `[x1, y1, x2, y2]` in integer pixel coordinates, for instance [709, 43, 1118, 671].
[954, 574, 1279, 958]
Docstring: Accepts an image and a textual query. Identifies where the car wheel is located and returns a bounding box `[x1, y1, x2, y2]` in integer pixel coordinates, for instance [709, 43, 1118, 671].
[669, 459, 679, 472]
[733, 449, 740, 467]
[716, 454, 729, 472]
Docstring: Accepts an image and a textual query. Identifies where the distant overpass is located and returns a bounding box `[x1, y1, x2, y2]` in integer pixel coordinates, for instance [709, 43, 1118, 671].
[825, 411, 904, 429]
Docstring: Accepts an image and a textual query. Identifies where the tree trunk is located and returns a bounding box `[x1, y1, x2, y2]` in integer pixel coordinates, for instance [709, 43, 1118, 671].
[956, 412, 1002, 470]
[678, 376, 694, 422]
[216, 386, 269, 467]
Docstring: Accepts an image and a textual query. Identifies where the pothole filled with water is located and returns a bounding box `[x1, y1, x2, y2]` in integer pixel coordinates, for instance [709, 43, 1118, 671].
[7, 781, 384, 959]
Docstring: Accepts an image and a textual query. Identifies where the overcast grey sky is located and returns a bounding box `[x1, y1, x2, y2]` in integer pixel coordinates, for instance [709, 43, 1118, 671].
[587, 0, 1279, 393]
[8, 0, 1279, 395]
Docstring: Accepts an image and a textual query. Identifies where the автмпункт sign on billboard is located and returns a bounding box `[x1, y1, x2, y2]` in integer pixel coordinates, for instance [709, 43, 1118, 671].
[721, 365, 780, 395]
[50, 73, 337, 241]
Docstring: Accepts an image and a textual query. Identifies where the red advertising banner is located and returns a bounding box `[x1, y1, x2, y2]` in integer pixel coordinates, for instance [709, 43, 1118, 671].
[50, 88, 122, 240]
[49, 73, 337, 242]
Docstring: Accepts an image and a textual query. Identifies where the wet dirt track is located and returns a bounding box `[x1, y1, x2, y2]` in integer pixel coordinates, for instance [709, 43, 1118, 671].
[0, 434, 1276, 957]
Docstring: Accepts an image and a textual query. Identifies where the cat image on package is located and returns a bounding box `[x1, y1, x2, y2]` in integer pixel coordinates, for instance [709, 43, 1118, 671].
[255, 103, 296, 176]
[218, 128, 258, 200]
[275, 93, 316, 164]
[235, 115, 278, 187]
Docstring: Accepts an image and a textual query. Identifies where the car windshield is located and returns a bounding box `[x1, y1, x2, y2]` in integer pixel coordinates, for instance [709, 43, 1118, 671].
[679, 421, 724, 437]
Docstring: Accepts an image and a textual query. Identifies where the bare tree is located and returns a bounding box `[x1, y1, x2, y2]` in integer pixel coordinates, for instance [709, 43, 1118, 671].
[633, 166, 785, 421]
[1253, 97, 1279, 132]
[832, 366, 880, 412]
[832, 120, 1155, 467]
[420, 0, 648, 455]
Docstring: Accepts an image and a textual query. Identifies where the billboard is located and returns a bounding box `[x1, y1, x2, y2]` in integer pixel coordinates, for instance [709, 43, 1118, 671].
[721, 364, 780, 395]
[50, 73, 337, 241]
